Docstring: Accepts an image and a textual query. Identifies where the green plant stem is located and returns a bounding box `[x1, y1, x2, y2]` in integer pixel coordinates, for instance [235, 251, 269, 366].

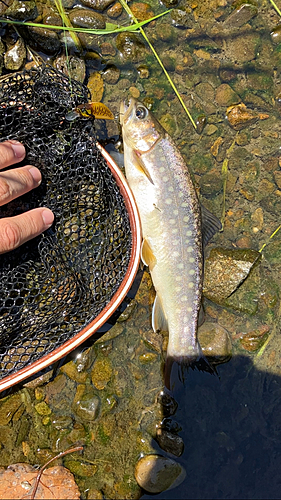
[118, 0, 196, 129]
[269, 0, 281, 17]
[0, 10, 171, 34]
[54, 0, 82, 50]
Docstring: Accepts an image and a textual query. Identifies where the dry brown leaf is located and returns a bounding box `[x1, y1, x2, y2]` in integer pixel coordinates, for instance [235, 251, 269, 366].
[0, 463, 80, 499]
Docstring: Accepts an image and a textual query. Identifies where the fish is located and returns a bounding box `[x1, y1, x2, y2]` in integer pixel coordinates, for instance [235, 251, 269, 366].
[120, 98, 221, 383]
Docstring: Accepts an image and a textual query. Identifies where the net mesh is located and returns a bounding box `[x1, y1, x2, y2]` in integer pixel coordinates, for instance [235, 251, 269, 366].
[0, 66, 132, 380]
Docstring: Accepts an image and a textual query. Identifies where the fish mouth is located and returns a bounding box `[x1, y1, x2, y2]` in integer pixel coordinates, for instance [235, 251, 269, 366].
[120, 98, 136, 126]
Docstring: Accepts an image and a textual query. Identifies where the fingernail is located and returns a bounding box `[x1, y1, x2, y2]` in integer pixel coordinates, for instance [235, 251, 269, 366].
[10, 140, 25, 158]
[42, 209, 54, 228]
[29, 167, 42, 185]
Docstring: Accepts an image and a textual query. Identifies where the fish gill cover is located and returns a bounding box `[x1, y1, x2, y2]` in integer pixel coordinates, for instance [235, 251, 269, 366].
[0, 65, 132, 380]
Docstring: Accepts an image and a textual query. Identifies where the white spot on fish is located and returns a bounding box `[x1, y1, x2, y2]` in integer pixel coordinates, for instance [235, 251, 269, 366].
[178, 263, 184, 269]
[188, 282, 194, 288]
[181, 202, 188, 207]
[189, 257, 195, 263]
[187, 306, 193, 312]
[166, 198, 172, 205]
[172, 251, 180, 257]
[175, 276, 181, 282]
[163, 176, 169, 182]
[183, 216, 189, 222]
[169, 219, 176, 225]
[168, 186, 174, 192]
[186, 230, 192, 236]
[187, 246, 193, 253]
[181, 295, 188, 302]
[189, 269, 195, 275]
[173, 209, 179, 215]
[175, 286, 181, 292]
[159, 166, 165, 173]
[172, 228, 178, 234]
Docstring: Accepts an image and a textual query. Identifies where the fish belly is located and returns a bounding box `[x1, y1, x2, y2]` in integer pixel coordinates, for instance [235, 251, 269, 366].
[125, 136, 203, 361]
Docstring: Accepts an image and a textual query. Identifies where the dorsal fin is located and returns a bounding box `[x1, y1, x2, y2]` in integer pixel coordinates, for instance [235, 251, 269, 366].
[201, 205, 222, 249]
[152, 294, 168, 333]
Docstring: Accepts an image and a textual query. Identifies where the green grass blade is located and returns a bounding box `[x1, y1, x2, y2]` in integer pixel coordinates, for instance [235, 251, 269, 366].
[0, 10, 171, 34]
[54, 0, 81, 50]
[118, 0, 196, 129]
[269, 0, 281, 17]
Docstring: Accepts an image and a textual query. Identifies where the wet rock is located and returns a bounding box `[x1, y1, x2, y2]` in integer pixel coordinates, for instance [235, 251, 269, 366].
[198, 322, 232, 364]
[81, 0, 115, 10]
[129, 86, 140, 98]
[157, 391, 178, 416]
[73, 388, 101, 421]
[155, 22, 174, 42]
[28, 26, 61, 54]
[78, 33, 99, 51]
[271, 25, 281, 45]
[162, 0, 178, 6]
[68, 8, 105, 29]
[87, 72, 104, 101]
[91, 357, 113, 389]
[135, 454, 185, 493]
[195, 114, 207, 134]
[215, 84, 240, 107]
[260, 195, 281, 215]
[273, 170, 281, 189]
[35, 401, 52, 416]
[53, 55, 86, 83]
[4, 37, 26, 70]
[0, 394, 22, 425]
[65, 460, 97, 477]
[107, 2, 123, 18]
[116, 32, 146, 62]
[251, 207, 263, 232]
[156, 429, 184, 457]
[237, 325, 269, 352]
[60, 359, 88, 383]
[225, 32, 260, 64]
[159, 113, 177, 136]
[199, 168, 223, 196]
[139, 352, 158, 363]
[203, 247, 261, 305]
[223, 3, 258, 28]
[4, 0, 37, 21]
[226, 103, 259, 130]
[130, 2, 154, 21]
[205, 124, 218, 136]
[170, 7, 194, 28]
[103, 64, 120, 84]
[52, 416, 73, 430]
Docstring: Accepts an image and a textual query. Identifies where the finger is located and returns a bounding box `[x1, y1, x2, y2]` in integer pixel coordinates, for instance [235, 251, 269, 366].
[0, 140, 26, 170]
[0, 165, 42, 206]
[0, 208, 54, 255]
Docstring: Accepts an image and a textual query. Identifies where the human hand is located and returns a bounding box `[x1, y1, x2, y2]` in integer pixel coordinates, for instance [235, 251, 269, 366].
[0, 140, 54, 255]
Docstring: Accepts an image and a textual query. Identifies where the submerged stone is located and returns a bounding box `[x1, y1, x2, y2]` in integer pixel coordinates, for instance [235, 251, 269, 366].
[223, 3, 258, 28]
[135, 454, 185, 493]
[203, 247, 261, 304]
[116, 32, 146, 62]
[156, 429, 184, 457]
[73, 391, 101, 421]
[4, 0, 37, 21]
[198, 322, 232, 364]
[68, 8, 105, 29]
[80, 0, 115, 10]
[4, 38, 26, 71]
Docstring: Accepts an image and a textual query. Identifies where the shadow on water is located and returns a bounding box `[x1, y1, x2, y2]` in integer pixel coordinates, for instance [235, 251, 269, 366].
[143, 355, 281, 500]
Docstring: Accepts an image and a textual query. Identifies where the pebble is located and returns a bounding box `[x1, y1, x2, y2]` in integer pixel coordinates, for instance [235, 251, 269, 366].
[170, 7, 194, 28]
[223, 3, 258, 29]
[203, 247, 261, 305]
[199, 168, 223, 196]
[137, 64, 150, 79]
[215, 84, 240, 107]
[28, 26, 61, 54]
[156, 429, 184, 457]
[273, 170, 281, 189]
[130, 2, 154, 21]
[226, 103, 259, 130]
[53, 55, 86, 82]
[4, 38, 26, 70]
[271, 25, 281, 45]
[80, 0, 115, 10]
[198, 322, 232, 364]
[91, 357, 112, 389]
[107, 2, 123, 18]
[68, 8, 105, 29]
[251, 207, 264, 232]
[129, 86, 140, 98]
[103, 65, 120, 84]
[35, 401, 52, 416]
[116, 33, 146, 62]
[135, 454, 185, 493]
[87, 72, 104, 101]
[4, 0, 37, 21]
[73, 390, 101, 421]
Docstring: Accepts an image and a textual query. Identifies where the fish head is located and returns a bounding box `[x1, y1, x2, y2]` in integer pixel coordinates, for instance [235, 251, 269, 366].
[120, 98, 164, 153]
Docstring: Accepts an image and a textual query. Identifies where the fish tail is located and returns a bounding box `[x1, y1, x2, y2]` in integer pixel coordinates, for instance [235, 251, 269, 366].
[164, 347, 217, 391]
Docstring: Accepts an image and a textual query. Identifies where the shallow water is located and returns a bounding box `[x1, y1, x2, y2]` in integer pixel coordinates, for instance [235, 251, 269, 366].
[1, 0, 281, 498]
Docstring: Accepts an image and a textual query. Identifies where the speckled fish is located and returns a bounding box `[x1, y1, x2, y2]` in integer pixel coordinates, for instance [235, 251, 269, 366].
[120, 98, 221, 379]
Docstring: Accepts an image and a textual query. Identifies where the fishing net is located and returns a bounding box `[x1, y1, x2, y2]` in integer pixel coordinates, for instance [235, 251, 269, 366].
[0, 65, 132, 381]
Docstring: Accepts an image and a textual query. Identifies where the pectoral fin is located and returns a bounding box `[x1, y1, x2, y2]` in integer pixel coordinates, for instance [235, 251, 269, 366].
[132, 150, 154, 184]
[141, 239, 157, 269]
[152, 294, 168, 333]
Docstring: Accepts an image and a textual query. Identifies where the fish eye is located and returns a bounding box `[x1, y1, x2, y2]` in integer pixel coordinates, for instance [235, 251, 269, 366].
[135, 105, 147, 120]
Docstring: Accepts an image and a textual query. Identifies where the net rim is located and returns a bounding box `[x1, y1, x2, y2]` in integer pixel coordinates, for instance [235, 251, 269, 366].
[0, 143, 142, 392]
